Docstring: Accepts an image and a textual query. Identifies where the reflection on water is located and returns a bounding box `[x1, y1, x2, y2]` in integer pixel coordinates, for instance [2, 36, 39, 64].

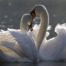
[0, 62, 66, 66]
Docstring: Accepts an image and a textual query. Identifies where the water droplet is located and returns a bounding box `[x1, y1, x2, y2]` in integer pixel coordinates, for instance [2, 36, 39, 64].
[1, 21, 6, 24]
[62, 20, 64, 22]
[9, 19, 13, 22]
[8, 2, 12, 6]
[0, 25, 5, 28]
[4, 15, 8, 18]
[53, 14, 56, 17]
[8, 25, 13, 28]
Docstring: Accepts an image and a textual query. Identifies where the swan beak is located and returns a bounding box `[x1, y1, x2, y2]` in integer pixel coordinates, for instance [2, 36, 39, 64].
[28, 9, 36, 31]
[28, 22, 33, 31]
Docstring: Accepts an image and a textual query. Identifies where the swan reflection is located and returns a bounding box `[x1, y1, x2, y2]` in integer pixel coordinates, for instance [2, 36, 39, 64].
[0, 62, 66, 66]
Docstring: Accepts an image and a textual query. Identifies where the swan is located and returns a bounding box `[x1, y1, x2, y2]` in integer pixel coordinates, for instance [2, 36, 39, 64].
[30, 4, 66, 61]
[0, 14, 38, 62]
[20, 14, 33, 31]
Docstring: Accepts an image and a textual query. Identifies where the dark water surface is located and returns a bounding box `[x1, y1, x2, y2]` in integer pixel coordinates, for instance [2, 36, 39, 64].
[0, 0, 66, 38]
[0, 62, 66, 66]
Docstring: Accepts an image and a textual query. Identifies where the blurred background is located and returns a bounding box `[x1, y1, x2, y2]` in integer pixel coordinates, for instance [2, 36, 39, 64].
[0, 0, 66, 38]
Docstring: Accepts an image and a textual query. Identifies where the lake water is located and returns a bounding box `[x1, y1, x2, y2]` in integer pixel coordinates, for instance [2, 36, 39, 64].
[0, 62, 66, 66]
[0, 0, 66, 38]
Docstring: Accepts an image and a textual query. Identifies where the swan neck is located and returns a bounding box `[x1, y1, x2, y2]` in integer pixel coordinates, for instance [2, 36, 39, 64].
[20, 18, 28, 32]
[20, 14, 32, 32]
[36, 9, 49, 49]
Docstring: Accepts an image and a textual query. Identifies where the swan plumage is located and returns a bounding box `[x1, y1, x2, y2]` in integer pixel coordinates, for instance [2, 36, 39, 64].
[30, 4, 66, 61]
[0, 14, 38, 62]
[39, 23, 66, 61]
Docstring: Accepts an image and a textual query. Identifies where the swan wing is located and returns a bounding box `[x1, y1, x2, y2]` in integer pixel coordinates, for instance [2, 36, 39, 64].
[0, 50, 32, 62]
[0, 50, 18, 62]
[9, 30, 38, 62]
[1, 41, 27, 56]
[0, 29, 38, 62]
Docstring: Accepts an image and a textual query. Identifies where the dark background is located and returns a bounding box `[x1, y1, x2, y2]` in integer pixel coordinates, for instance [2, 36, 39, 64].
[0, 0, 66, 38]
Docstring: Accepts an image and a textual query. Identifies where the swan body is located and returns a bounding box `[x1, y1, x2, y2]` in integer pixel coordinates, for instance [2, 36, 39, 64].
[30, 4, 66, 61]
[39, 23, 66, 61]
[0, 14, 38, 62]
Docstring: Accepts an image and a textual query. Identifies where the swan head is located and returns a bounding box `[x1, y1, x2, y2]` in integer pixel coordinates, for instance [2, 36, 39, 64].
[20, 14, 33, 31]
[30, 4, 48, 17]
[30, 4, 49, 28]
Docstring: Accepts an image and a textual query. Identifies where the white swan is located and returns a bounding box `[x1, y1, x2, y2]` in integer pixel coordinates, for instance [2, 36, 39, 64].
[30, 4, 66, 61]
[20, 14, 33, 31]
[0, 14, 38, 62]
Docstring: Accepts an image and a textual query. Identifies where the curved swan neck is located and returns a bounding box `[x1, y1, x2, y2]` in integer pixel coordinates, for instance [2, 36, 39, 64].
[35, 5, 49, 49]
[20, 14, 32, 32]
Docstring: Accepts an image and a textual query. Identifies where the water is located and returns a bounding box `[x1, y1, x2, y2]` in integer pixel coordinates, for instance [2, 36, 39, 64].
[0, 0, 66, 38]
[0, 62, 66, 66]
